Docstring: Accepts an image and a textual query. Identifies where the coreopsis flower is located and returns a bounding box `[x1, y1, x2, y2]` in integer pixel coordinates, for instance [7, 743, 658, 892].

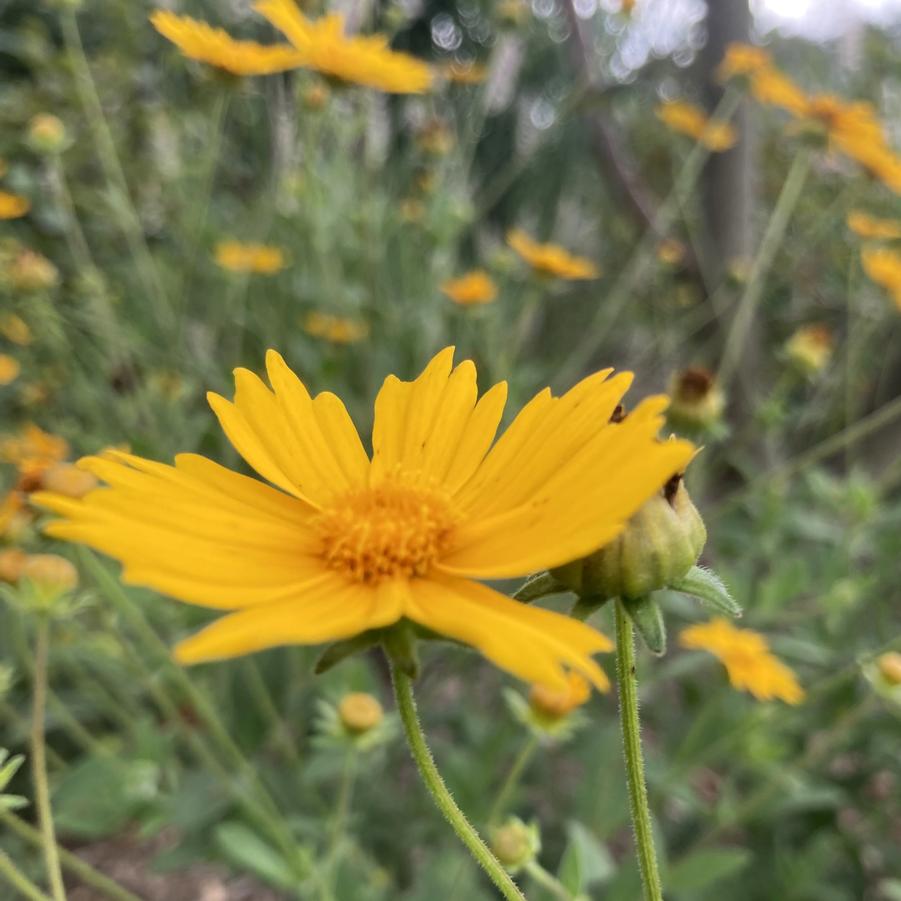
[785, 324, 834, 375]
[441, 270, 498, 306]
[0, 354, 19, 386]
[40, 463, 98, 499]
[667, 367, 725, 431]
[847, 211, 901, 241]
[679, 618, 804, 704]
[214, 241, 286, 275]
[716, 42, 771, 81]
[507, 230, 600, 281]
[0, 492, 29, 541]
[0, 191, 29, 220]
[748, 68, 808, 117]
[529, 672, 592, 719]
[0, 314, 31, 346]
[8, 249, 59, 293]
[303, 312, 369, 344]
[20, 554, 79, 609]
[35, 348, 693, 692]
[861, 246, 901, 311]
[1, 423, 70, 490]
[150, 10, 305, 76]
[254, 0, 432, 94]
[656, 101, 737, 152]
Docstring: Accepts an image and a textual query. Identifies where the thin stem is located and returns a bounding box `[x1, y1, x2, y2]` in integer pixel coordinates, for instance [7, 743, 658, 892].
[524, 861, 573, 901]
[614, 600, 663, 901]
[486, 736, 538, 828]
[31, 619, 67, 901]
[0, 851, 52, 901]
[0, 811, 142, 901]
[321, 750, 356, 901]
[390, 664, 527, 901]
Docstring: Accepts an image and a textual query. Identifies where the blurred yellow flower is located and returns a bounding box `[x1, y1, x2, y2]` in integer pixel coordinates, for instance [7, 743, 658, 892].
[507, 229, 600, 280]
[150, 10, 305, 76]
[877, 652, 901, 686]
[215, 241, 286, 275]
[847, 211, 901, 241]
[679, 618, 804, 704]
[716, 42, 771, 80]
[667, 367, 724, 430]
[36, 347, 693, 690]
[529, 671, 596, 719]
[0, 546, 26, 583]
[0, 314, 32, 346]
[442, 61, 488, 85]
[656, 100, 737, 152]
[656, 238, 686, 267]
[861, 246, 901, 310]
[8, 248, 59, 293]
[0, 191, 30, 220]
[27, 114, 67, 154]
[441, 269, 498, 306]
[338, 692, 384, 733]
[40, 463, 98, 499]
[785, 324, 833, 375]
[21, 553, 79, 604]
[0, 355, 20, 386]
[303, 311, 369, 344]
[1, 423, 70, 490]
[254, 0, 432, 93]
[749, 68, 808, 117]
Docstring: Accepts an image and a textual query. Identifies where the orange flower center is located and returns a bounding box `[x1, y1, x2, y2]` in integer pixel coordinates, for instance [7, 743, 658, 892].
[315, 481, 456, 584]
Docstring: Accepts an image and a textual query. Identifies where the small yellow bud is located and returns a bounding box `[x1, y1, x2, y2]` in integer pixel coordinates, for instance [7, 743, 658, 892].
[20, 554, 78, 606]
[877, 652, 901, 687]
[338, 692, 384, 734]
[528, 672, 590, 721]
[302, 82, 330, 110]
[667, 367, 725, 431]
[490, 818, 540, 873]
[9, 249, 59, 293]
[0, 548, 27, 584]
[27, 114, 68, 154]
[0, 313, 32, 345]
[785, 324, 833, 375]
[40, 463, 98, 499]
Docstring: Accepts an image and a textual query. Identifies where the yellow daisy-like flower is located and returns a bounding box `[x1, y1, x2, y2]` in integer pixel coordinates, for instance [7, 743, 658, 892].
[214, 241, 286, 275]
[716, 42, 771, 81]
[656, 100, 737, 152]
[1, 423, 70, 491]
[150, 10, 305, 76]
[679, 618, 804, 704]
[303, 312, 369, 345]
[441, 270, 498, 306]
[529, 671, 593, 718]
[748, 68, 808, 117]
[507, 230, 600, 281]
[0, 191, 30, 220]
[36, 348, 693, 691]
[0, 354, 20, 386]
[847, 211, 901, 241]
[254, 0, 432, 94]
[861, 246, 901, 311]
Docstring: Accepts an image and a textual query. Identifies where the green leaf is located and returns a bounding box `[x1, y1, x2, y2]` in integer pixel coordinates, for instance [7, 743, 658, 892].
[513, 571, 569, 603]
[0, 795, 28, 811]
[623, 595, 666, 656]
[0, 749, 25, 792]
[215, 822, 297, 890]
[671, 566, 742, 617]
[666, 847, 751, 893]
[314, 630, 382, 674]
[558, 821, 614, 891]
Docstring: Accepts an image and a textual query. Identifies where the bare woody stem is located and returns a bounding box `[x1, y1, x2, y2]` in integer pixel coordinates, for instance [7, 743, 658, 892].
[390, 665, 528, 901]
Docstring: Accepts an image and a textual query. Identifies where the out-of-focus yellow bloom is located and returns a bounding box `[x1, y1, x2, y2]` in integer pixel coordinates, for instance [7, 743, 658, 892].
[847, 211, 901, 241]
[656, 100, 737, 152]
[150, 10, 305, 76]
[399, 198, 425, 223]
[0, 492, 29, 540]
[667, 367, 725, 430]
[716, 42, 771, 80]
[40, 463, 98, 499]
[529, 672, 595, 720]
[214, 241, 286, 275]
[657, 239, 686, 267]
[254, 0, 432, 93]
[442, 61, 487, 85]
[679, 618, 804, 704]
[303, 311, 369, 344]
[1, 424, 70, 490]
[507, 229, 600, 280]
[441, 269, 498, 306]
[0, 355, 19, 386]
[416, 119, 454, 156]
[862, 246, 901, 311]
[0, 191, 29, 220]
[36, 348, 693, 689]
[338, 692, 384, 733]
[8, 249, 59, 293]
[20, 554, 79, 606]
[877, 652, 901, 686]
[0, 547, 26, 583]
[302, 81, 330, 110]
[749, 68, 808, 117]
[785, 324, 833, 375]
[27, 114, 68, 154]
[0, 314, 31, 346]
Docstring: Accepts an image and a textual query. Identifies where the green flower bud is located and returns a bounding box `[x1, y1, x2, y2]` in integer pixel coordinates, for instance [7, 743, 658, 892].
[552, 473, 706, 601]
[667, 367, 725, 431]
[490, 818, 540, 873]
[27, 114, 68, 154]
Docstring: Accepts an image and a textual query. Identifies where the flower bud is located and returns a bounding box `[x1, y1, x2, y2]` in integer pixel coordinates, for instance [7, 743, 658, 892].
[27, 114, 68, 154]
[0, 548, 27, 583]
[877, 652, 901, 687]
[528, 672, 590, 722]
[302, 82, 330, 110]
[667, 367, 725, 431]
[553, 473, 706, 601]
[338, 692, 383, 734]
[785, 324, 833, 375]
[490, 818, 540, 873]
[40, 463, 98, 498]
[20, 554, 78, 608]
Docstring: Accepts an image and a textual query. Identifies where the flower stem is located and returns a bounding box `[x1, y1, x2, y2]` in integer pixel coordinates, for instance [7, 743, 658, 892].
[0, 850, 52, 901]
[524, 861, 573, 901]
[390, 665, 528, 901]
[486, 736, 538, 827]
[614, 600, 663, 901]
[31, 618, 67, 901]
[320, 749, 356, 901]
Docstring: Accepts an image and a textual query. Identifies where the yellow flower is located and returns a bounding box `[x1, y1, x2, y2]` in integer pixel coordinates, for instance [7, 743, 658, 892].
[0, 314, 31, 346]
[529, 672, 594, 718]
[656, 101, 737, 152]
[877, 652, 901, 687]
[35, 348, 694, 691]
[442, 61, 488, 85]
[27, 114, 68, 154]
[1, 423, 70, 490]
[679, 618, 804, 704]
[40, 463, 98, 499]
[862, 246, 901, 311]
[507, 230, 600, 280]
[150, 10, 305, 76]
[0, 191, 29, 220]
[748, 68, 808, 117]
[214, 241, 286, 275]
[254, 0, 432, 94]
[441, 270, 498, 306]
[0, 355, 20, 386]
[716, 42, 771, 80]
[0, 547, 26, 583]
[338, 692, 384, 733]
[656, 239, 686, 267]
[785, 324, 833, 375]
[8, 249, 59, 292]
[847, 211, 901, 241]
[303, 312, 369, 344]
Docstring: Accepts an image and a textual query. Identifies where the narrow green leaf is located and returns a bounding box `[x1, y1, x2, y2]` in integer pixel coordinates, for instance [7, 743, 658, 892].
[671, 565, 742, 617]
[622, 595, 667, 656]
[513, 571, 569, 603]
[215, 822, 296, 891]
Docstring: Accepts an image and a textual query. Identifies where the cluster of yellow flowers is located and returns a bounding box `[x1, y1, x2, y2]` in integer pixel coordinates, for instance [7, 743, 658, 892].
[656, 100, 737, 153]
[441, 270, 498, 306]
[302, 311, 369, 344]
[214, 241, 286, 275]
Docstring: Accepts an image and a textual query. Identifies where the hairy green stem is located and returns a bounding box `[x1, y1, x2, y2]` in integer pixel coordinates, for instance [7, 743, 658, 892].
[31, 619, 67, 901]
[391, 665, 527, 901]
[0, 850, 52, 901]
[614, 600, 663, 901]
